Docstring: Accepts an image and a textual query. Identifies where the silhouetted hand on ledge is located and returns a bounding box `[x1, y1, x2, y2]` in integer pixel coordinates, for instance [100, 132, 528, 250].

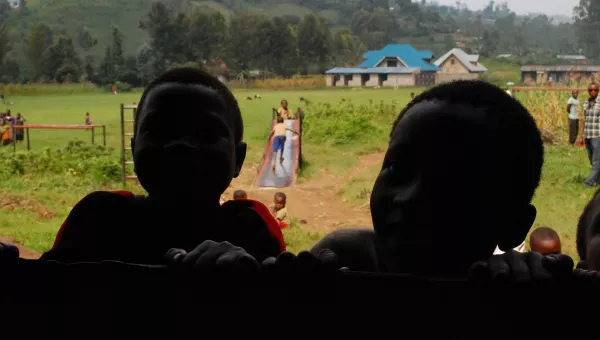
[469, 250, 574, 285]
[261, 249, 344, 274]
[0, 242, 19, 261]
[165, 240, 260, 273]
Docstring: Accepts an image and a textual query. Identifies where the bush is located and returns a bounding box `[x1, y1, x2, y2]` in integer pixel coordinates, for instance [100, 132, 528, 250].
[105, 81, 133, 93]
[302, 98, 398, 147]
[0, 140, 121, 183]
[0, 83, 102, 96]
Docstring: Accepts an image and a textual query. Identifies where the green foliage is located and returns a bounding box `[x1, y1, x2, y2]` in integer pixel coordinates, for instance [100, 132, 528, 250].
[0, 140, 121, 183]
[104, 81, 132, 92]
[302, 98, 398, 147]
[25, 23, 53, 80]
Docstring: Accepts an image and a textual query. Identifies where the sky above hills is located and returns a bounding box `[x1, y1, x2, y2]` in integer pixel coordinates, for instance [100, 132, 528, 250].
[434, 0, 579, 16]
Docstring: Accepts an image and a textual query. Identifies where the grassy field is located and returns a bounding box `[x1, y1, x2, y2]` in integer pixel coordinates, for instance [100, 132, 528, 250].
[0, 87, 418, 254]
[0, 87, 593, 261]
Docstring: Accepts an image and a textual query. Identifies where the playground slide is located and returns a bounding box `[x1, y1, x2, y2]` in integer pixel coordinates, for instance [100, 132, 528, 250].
[254, 119, 302, 188]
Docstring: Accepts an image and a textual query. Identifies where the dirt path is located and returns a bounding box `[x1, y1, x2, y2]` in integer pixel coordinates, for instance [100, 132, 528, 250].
[0, 236, 41, 259]
[225, 152, 385, 233]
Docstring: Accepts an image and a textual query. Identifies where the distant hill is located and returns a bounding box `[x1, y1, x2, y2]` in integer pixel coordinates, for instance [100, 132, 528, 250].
[6, 0, 335, 61]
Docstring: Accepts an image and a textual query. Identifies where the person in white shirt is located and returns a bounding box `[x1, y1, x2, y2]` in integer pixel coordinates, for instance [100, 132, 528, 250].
[567, 91, 581, 145]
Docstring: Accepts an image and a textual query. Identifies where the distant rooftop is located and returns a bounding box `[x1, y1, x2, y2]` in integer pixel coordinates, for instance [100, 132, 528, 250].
[434, 48, 487, 72]
[325, 67, 420, 75]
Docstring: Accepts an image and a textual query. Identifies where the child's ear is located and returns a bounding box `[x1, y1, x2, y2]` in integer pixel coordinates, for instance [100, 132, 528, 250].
[234, 142, 247, 178]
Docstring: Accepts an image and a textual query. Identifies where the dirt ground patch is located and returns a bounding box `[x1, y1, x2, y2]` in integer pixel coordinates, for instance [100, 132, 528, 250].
[0, 236, 41, 259]
[0, 193, 56, 220]
[224, 153, 385, 233]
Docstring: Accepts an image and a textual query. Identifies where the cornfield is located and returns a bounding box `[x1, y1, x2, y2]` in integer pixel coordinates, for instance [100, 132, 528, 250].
[521, 91, 574, 145]
[231, 76, 326, 90]
[0, 83, 104, 95]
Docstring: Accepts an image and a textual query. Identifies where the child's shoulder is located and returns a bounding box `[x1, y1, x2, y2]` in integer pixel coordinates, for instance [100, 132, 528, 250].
[72, 190, 140, 211]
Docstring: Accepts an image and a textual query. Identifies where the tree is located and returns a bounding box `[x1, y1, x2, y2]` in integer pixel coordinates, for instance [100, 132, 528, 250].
[185, 9, 227, 62]
[297, 13, 331, 74]
[574, 0, 600, 62]
[41, 35, 81, 82]
[137, 43, 152, 85]
[140, 2, 188, 75]
[76, 26, 98, 52]
[26, 23, 53, 80]
[0, 0, 11, 24]
[254, 17, 298, 76]
[99, 45, 114, 83]
[111, 26, 125, 78]
[333, 29, 362, 66]
[18, 0, 26, 13]
[0, 23, 11, 64]
[227, 13, 265, 73]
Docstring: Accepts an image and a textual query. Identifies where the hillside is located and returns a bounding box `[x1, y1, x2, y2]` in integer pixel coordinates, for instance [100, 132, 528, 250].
[6, 0, 332, 60]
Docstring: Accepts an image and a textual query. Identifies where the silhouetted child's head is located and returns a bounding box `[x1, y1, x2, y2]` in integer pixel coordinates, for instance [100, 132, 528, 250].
[529, 227, 561, 255]
[274, 192, 286, 211]
[370, 80, 543, 277]
[132, 68, 247, 201]
[233, 190, 247, 200]
[277, 116, 284, 124]
[577, 188, 600, 269]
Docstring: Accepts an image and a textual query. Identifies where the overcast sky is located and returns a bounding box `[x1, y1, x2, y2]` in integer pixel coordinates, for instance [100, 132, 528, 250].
[432, 0, 579, 16]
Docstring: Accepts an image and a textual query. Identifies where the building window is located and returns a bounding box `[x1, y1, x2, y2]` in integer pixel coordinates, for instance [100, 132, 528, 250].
[451, 59, 455, 65]
[388, 59, 398, 67]
[471, 61, 477, 66]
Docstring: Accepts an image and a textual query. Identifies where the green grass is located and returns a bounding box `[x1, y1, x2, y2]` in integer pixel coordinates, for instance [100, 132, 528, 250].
[480, 57, 522, 84]
[0, 87, 417, 254]
[339, 145, 594, 261]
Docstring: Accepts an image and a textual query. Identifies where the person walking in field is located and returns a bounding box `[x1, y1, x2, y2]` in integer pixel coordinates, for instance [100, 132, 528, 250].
[85, 112, 92, 125]
[579, 82, 600, 188]
[567, 90, 581, 145]
[112, 85, 117, 95]
[269, 116, 300, 171]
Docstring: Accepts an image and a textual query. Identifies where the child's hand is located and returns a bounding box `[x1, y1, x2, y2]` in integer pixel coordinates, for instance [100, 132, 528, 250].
[469, 250, 573, 285]
[0, 242, 19, 261]
[261, 249, 342, 274]
[165, 240, 259, 273]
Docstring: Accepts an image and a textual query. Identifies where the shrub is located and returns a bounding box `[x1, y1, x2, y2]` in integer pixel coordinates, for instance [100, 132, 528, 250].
[302, 98, 398, 147]
[105, 81, 133, 93]
[0, 140, 121, 183]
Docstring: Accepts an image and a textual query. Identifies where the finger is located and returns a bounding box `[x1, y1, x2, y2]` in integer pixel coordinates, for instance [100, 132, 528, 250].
[164, 248, 187, 265]
[180, 240, 219, 267]
[0, 242, 19, 260]
[468, 261, 491, 283]
[274, 252, 297, 273]
[296, 251, 319, 273]
[527, 251, 552, 283]
[542, 254, 574, 278]
[215, 250, 259, 273]
[504, 250, 531, 283]
[318, 249, 340, 272]
[487, 254, 511, 283]
[195, 242, 239, 270]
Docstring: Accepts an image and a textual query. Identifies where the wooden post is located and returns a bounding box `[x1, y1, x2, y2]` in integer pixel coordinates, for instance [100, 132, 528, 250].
[26, 128, 30, 150]
[12, 126, 16, 153]
[120, 104, 126, 188]
[102, 125, 106, 146]
[91, 126, 95, 145]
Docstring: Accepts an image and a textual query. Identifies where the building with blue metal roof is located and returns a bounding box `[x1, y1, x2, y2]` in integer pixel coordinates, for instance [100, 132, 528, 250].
[325, 44, 439, 88]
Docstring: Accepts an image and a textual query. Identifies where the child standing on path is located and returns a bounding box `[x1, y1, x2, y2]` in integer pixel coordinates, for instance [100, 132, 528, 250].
[268, 116, 300, 170]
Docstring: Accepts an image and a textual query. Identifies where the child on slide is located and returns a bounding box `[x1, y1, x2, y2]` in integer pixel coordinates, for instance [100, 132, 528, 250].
[269, 116, 300, 170]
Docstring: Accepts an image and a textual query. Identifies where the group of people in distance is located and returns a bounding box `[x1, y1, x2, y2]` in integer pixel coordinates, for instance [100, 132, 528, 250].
[5, 68, 600, 284]
[566, 83, 600, 188]
[0, 110, 25, 146]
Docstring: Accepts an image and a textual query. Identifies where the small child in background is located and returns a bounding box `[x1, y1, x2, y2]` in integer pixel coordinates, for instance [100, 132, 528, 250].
[272, 192, 290, 229]
[85, 112, 92, 125]
[529, 226, 561, 255]
[233, 190, 247, 200]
